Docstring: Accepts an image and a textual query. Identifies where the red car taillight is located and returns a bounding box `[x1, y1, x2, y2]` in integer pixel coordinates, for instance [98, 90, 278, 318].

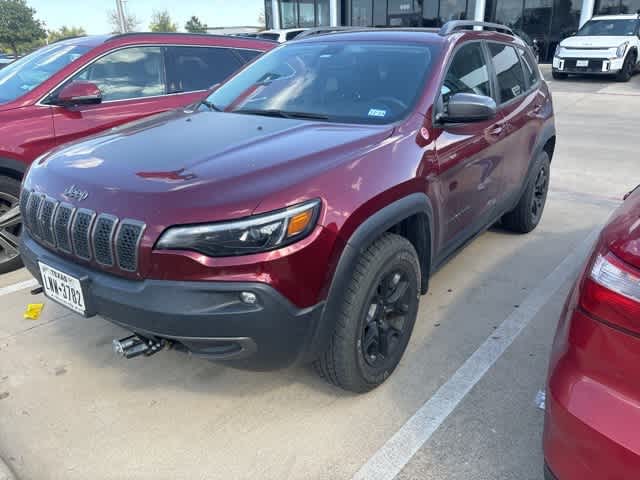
[580, 252, 640, 335]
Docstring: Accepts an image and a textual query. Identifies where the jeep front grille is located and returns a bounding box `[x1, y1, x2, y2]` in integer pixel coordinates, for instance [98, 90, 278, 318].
[20, 188, 145, 274]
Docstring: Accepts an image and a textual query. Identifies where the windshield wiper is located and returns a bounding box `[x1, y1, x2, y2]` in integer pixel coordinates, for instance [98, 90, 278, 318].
[232, 109, 329, 121]
[200, 100, 222, 112]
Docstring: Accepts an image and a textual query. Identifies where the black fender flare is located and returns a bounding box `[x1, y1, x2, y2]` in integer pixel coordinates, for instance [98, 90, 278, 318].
[303, 193, 434, 361]
[524, 120, 555, 190]
[0, 157, 27, 180]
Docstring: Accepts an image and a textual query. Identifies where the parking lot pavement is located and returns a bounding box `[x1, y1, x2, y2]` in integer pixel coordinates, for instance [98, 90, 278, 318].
[0, 76, 637, 480]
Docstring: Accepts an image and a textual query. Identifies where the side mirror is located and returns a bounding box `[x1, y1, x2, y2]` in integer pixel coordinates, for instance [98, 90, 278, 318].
[438, 93, 497, 123]
[56, 81, 102, 107]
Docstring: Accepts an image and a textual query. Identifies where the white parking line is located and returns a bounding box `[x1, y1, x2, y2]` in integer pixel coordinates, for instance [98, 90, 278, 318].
[0, 278, 38, 298]
[351, 228, 600, 480]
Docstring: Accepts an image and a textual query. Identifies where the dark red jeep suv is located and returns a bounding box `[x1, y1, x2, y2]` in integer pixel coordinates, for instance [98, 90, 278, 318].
[18, 21, 555, 392]
[0, 32, 274, 273]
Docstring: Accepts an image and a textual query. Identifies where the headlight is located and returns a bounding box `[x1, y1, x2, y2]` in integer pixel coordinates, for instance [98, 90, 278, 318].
[156, 199, 321, 257]
[616, 42, 628, 57]
[554, 44, 563, 57]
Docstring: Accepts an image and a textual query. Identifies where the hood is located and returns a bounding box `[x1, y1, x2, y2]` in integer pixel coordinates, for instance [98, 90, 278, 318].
[24, 109, 393, 228]
[603, 186, 640, 269]
[561, 35, 631, 49]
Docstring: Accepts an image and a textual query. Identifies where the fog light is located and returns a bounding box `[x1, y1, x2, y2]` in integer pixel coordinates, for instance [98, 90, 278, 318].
[240, 292, 258, 305]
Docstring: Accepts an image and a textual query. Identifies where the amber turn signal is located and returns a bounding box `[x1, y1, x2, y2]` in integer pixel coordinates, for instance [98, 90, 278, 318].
[287, 209, 313, 237]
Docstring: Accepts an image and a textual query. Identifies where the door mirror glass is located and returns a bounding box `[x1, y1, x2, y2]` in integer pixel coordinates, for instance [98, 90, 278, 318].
[56, 80, 102, 106]
[439, 93, 497, 123]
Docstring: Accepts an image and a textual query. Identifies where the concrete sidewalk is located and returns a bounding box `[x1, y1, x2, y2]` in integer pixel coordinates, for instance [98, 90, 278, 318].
[0, 457, 15, 480]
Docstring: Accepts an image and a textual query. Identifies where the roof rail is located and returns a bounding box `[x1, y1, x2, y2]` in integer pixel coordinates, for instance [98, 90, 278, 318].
[439, 20, 514, 36]
[105, 31, 279, 44]
[295, 26, 368, 39]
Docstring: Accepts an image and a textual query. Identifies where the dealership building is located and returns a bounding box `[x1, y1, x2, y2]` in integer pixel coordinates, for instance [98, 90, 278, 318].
[263, 0, 640, 60]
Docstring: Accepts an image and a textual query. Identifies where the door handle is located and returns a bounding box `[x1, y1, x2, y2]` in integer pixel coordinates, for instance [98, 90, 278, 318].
[527, 104, 543, 118]
[487, 124, 505, 137]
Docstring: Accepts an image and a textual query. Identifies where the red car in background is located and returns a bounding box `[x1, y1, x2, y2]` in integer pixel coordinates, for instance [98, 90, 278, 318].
[0, 33, 274, 273]
[544, 185, 640, 479]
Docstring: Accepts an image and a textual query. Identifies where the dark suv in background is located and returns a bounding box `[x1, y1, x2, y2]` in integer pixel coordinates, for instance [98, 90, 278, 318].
[19, 21, 555, 392]
[0, 33, 274, 273]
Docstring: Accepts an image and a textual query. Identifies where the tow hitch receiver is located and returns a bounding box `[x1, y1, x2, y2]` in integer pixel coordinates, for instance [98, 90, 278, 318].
[113, 334, 167, 359]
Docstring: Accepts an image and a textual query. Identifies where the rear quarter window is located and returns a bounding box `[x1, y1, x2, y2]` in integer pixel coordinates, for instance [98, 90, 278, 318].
[234, 49, 263, 63]
[518, 47, 538, 88]
[488, 43, 527, 104]
[165, 46, 243, 93]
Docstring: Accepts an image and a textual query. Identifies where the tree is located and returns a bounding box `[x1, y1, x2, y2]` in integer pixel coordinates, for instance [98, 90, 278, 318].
[47, 26, 86, 43]
[0, 0, 46, 57]
[149, 10, 177, 33]
[185, 16, 207, 33]
[107, 8, 140, 33]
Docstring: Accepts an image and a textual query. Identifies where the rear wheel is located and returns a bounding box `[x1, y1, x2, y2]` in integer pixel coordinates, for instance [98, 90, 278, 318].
[502, 151, 550, 234]
[616, 52, 636, 82]
[0, 175, 23, 274]
[552, 71, 567, 80]
[314, 233, 421, 393]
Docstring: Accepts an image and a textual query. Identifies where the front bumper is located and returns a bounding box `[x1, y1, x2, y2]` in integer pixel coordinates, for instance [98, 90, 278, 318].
[21, 230, 325, 370]
[552, 56, 625, 74]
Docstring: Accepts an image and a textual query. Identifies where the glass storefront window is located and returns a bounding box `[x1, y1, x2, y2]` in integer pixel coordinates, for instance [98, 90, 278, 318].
[439, 0, 470, 22]
[373, 0, 388, 25]
[352, 0, 373, 25]
[264, 0, 273, 28]
[388, 0, 420, 14]
[281, 0, 298, 27]
[317, 0, 331, 25]
[299, 0, 316, 26]
[595, 0, 640, 14]
[491, 0, 524, 31]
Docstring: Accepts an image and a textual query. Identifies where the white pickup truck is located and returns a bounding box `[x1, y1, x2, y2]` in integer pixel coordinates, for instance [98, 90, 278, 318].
[552, 14, 640, 81]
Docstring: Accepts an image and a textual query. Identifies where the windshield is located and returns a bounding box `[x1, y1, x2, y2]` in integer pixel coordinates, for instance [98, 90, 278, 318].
[204, 41, 437, 124]
[0, 43, 89, 104]
[577, 19, 639, 36]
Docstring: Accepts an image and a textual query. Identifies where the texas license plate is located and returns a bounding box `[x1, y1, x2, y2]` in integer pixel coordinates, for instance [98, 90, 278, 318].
[39, 262, 86, 315]
[576, 60, 589, 67]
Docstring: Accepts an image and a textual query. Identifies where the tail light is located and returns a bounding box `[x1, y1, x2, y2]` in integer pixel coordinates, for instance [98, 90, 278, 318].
[580, 252, 640, 335]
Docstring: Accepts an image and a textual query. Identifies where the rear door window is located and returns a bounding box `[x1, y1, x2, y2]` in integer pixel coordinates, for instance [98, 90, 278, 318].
[441, 42, 491, 103]
[165, 46, 243, 94]
[488, 44, 527, 104]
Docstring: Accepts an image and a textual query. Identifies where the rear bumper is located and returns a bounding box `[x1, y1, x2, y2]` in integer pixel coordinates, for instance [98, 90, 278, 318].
[21, 231, 325, 370]
[543, 309, 640, 479]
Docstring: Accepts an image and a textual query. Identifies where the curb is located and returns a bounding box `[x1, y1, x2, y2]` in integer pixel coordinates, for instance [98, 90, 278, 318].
[0, 456, 15, 480]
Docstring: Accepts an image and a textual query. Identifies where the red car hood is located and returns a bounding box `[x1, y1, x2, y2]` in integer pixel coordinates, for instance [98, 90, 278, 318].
[604, 186, 640, 269]
[24, 109, 393, 228]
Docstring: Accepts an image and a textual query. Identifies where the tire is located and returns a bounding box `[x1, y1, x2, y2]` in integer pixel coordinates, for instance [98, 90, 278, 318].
[552, 71, 567, 80]
[0, 175, 23, 274]
[314, 233, 421, 393]
[502, 151, 550, 234]
[616, 52, 636, 82]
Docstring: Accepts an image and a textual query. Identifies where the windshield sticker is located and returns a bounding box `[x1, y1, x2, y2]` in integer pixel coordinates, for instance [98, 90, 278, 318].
[511, 85, 521, 97]
[368, 108, 387, 118]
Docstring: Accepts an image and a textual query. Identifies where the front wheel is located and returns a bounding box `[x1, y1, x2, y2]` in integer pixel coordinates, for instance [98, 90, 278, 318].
[616, 52, 636, 82]
[502, 151, 550, 234]
[314, 233, 421, 393]
[0, 175, 23, 274]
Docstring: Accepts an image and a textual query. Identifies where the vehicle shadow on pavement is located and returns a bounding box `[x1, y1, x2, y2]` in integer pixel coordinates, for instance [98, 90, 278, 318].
[36, 218, 596, 404]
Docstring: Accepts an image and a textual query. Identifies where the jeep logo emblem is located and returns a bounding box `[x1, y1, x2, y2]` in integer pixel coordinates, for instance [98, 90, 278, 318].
[63, 185, 89, 201]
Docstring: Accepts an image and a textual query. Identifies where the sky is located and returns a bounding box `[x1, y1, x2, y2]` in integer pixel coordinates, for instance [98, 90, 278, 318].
[29, 0, 264, 35]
